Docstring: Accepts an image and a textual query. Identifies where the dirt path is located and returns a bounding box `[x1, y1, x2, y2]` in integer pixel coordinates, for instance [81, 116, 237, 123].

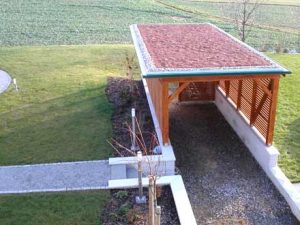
[169, 102, 299, 225]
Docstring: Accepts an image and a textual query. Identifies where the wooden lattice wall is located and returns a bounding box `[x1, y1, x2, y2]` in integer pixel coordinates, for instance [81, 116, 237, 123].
[179, 82, 216, 102]
[219, 77, 280, 145]
[145, 75, 280, 146]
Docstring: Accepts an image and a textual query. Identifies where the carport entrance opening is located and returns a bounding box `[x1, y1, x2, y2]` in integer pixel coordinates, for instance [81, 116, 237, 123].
[130, 23, 291, 147]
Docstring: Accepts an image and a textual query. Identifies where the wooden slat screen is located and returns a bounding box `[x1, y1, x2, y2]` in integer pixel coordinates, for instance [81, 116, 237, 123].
[179, 82, 216, 102]
[219, 78, 276, 145]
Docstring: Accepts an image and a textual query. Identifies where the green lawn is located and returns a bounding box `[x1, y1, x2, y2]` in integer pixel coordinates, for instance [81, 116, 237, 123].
[1, 0, 299, 50]
[0, 45, 139, 165]
[0, 190, 109, 225]
[191, 0, 300, 6]
[158, 0, 300, 49]
[0, 0, 205, 46]
[270, 53, 300, 182]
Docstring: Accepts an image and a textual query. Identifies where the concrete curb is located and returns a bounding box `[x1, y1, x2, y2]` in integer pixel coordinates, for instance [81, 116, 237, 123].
[109, 175, 197, 225]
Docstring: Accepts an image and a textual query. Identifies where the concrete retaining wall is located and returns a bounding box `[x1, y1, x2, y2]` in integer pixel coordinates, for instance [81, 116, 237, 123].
[215, 88, 300, 221]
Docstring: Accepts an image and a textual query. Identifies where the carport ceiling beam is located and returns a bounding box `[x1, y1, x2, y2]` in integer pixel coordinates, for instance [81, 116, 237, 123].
[168, 82, 190, 103]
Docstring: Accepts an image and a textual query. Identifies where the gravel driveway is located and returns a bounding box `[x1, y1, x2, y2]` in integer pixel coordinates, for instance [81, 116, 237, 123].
[169, 102, 299, 225]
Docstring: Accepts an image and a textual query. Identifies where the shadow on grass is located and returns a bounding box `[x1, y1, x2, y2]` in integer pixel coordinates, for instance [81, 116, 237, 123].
[287, 118, 300, 158]
[0, 84, 113, 165]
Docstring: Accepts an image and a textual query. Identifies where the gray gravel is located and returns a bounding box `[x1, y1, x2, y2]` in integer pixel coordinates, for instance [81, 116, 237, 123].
[169, 102, 300, 225]
[0, 160, 109, 194]
[0, 70, 11, 94]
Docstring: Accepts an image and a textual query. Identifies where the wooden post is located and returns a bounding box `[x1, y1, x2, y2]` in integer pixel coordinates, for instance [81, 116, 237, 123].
[237, 80, 243, 110]
[148, 176, 155, 225]
[266, 77, 280, 145]
[250, 80, 258, 126]
[155, 206, 161, 225]
[225, 80, 230, 97]
[162, 81, 169, 145]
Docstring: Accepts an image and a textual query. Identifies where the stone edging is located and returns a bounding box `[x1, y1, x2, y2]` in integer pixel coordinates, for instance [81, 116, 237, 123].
[109, 175, 197, 225]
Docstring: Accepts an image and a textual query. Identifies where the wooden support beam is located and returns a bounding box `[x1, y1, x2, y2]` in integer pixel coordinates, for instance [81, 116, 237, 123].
[251, 93, 268, 125]
[254, 79, 272, 96]
[168, 82, 189, 103]
[162, 81, 169, 145]
[250, 80, 258, 126]
[266, 77, 280, 145]
[236, 80, 243, 110]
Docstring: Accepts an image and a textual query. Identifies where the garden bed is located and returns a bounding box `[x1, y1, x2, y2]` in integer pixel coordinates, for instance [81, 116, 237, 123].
[104, 77, 180, 224]
[106, 77, 157, 156]
[102, 186, 180, 225]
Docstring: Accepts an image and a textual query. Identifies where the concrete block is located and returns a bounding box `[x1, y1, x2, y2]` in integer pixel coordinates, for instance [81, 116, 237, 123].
[110, 164, 127, 180]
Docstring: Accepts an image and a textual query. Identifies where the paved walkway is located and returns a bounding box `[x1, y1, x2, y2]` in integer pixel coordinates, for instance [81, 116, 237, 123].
[0, 160, 109, 194]
[0, 70, 11, 94]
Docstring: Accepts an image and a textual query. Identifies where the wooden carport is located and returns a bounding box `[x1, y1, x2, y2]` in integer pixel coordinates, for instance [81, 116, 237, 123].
[130, 23, 291, 146]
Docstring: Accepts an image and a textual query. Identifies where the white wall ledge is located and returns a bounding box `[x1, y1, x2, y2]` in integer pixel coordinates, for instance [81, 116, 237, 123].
[109, 175, 197, 225]
[215, 88, 300, 221]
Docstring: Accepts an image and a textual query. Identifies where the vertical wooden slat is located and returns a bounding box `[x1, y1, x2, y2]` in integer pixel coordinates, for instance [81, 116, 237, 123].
[162, 80, 169, 145]
[237, 80, 243, 110]
[266, 77, 280, 145]
[250, 80, 258, 126]
[225, 80, 230, 97]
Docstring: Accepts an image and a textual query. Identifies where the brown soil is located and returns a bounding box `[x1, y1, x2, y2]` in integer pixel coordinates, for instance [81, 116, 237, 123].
[103, 77, 179, 225]
[105, 77, 157, 156]
[102, 187, 180, 225]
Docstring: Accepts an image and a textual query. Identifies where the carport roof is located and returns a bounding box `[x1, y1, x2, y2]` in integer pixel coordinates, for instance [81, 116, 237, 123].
[130, 23, 291, 78]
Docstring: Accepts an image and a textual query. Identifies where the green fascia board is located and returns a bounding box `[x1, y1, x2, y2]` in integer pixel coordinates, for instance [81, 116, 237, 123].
[142, 68, 291, 78]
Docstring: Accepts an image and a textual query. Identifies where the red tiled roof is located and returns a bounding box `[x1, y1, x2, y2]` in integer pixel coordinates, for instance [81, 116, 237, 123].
[137, 24, 273, 69]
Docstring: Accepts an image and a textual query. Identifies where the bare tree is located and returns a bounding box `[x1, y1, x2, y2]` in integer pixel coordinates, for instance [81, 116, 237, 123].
[227, 0, 263, 42]
[109, 112, 163, 225]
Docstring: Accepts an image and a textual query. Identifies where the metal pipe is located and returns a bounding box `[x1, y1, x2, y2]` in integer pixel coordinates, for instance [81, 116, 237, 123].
[131, 108, 136, 152]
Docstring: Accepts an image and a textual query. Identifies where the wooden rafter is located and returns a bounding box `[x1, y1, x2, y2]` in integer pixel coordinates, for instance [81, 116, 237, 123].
[168, 82, 190, 103]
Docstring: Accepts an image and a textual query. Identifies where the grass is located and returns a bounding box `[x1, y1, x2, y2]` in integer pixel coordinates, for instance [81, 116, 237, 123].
[191, 0, 300, 6]
[0, 45, 139, 165]
[157, 0, 300, 49]
[0, 190, 110, 225]
[0, 0, 299, 50]
[0, 0, 205, 46]
[269, 53, 300, 182]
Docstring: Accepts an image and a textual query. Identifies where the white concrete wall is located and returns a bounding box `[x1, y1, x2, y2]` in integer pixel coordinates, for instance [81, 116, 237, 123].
[109, 78, 176, 180]
[215, 88, 300, 221]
